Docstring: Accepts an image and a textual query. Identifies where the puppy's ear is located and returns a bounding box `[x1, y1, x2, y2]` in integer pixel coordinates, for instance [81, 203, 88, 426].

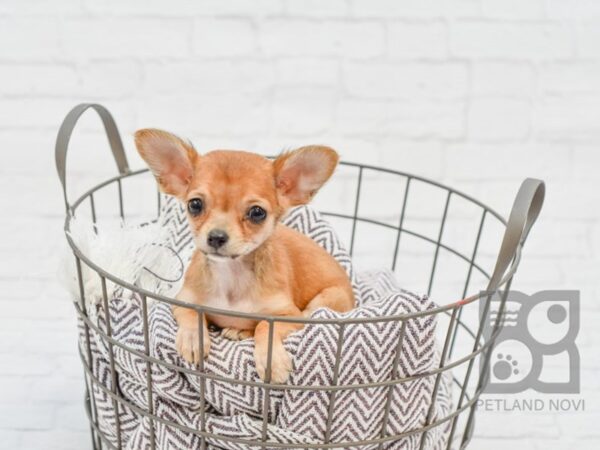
[273, 145, 339, 209]
[134, 129, 198, 198]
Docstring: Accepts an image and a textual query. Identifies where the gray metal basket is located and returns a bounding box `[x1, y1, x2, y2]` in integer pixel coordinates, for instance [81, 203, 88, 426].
[56, 104, 545, 450]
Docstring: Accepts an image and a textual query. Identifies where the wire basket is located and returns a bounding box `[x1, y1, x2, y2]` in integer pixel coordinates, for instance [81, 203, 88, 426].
[57, 104, 545, 450]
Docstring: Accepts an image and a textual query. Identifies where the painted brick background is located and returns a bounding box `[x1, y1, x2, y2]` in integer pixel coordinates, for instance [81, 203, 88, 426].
[0, 0, 599, 449]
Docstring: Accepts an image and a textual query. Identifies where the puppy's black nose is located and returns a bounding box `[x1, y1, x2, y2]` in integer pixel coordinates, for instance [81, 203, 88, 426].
[207, 229, 229, 249]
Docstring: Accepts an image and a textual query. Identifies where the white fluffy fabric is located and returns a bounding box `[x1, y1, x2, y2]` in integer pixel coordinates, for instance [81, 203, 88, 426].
[60, 215, 183, 307]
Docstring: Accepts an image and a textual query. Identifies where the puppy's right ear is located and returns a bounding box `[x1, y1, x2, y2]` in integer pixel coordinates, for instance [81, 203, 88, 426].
[134, 129, 198, 198]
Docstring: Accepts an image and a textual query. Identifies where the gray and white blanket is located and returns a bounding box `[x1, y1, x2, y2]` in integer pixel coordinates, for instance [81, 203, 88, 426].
[79, 201, 453, 449]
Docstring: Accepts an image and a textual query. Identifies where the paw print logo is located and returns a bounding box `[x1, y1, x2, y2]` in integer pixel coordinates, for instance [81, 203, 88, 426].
[493, 353, 519, 380]
[481, 290, 580, 394]
[486, 339, 531, 388]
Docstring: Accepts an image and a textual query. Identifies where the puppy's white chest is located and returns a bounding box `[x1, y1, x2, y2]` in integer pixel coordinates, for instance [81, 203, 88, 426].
[205, 259, 258, 327]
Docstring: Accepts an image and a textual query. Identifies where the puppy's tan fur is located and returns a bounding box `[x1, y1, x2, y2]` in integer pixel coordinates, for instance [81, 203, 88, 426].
[135, 129, 355, 383]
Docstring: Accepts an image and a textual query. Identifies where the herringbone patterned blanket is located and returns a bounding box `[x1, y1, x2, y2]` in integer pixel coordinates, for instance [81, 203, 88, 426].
[79, 200, 453, 449]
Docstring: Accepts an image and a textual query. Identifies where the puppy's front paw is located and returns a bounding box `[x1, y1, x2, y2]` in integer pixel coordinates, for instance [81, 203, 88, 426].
[255, 343, 292, 384]
[175, 326, 211, 364]
[221, 327, 253, 341]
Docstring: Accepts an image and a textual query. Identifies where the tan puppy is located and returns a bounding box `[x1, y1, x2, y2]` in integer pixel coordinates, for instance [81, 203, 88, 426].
[135, 130, 355, 383]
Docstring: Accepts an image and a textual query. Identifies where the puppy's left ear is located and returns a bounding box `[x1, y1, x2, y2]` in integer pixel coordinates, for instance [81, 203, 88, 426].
[134, 128, 198, 198]
[273, 145, 339, 209]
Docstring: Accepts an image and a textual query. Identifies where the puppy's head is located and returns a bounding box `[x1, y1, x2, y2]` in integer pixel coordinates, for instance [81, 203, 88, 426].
[135, 129, 338, 261]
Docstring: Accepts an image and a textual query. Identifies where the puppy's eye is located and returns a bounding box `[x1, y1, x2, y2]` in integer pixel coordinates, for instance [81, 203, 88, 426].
[187, 198, 204, 216]
[247, 205, 267, 224]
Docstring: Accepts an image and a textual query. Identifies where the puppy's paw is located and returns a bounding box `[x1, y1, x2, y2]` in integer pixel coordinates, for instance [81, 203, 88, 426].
[255, 343, 292, 384]
[221, 327, 253, 341]
[302, 307, 315, 318]
[175, 325, 211, 364]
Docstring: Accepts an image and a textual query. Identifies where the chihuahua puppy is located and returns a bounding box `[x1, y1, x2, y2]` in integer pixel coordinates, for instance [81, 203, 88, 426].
[135, 130, 355, 383]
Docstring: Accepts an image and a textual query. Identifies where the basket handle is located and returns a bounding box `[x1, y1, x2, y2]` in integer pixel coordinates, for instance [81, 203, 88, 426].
[55, 103, 130, 212]
[487, 178, 545, 292]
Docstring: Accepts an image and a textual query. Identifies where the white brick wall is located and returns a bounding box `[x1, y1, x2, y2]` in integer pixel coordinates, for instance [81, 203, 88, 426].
[0, 1, 599, 449]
